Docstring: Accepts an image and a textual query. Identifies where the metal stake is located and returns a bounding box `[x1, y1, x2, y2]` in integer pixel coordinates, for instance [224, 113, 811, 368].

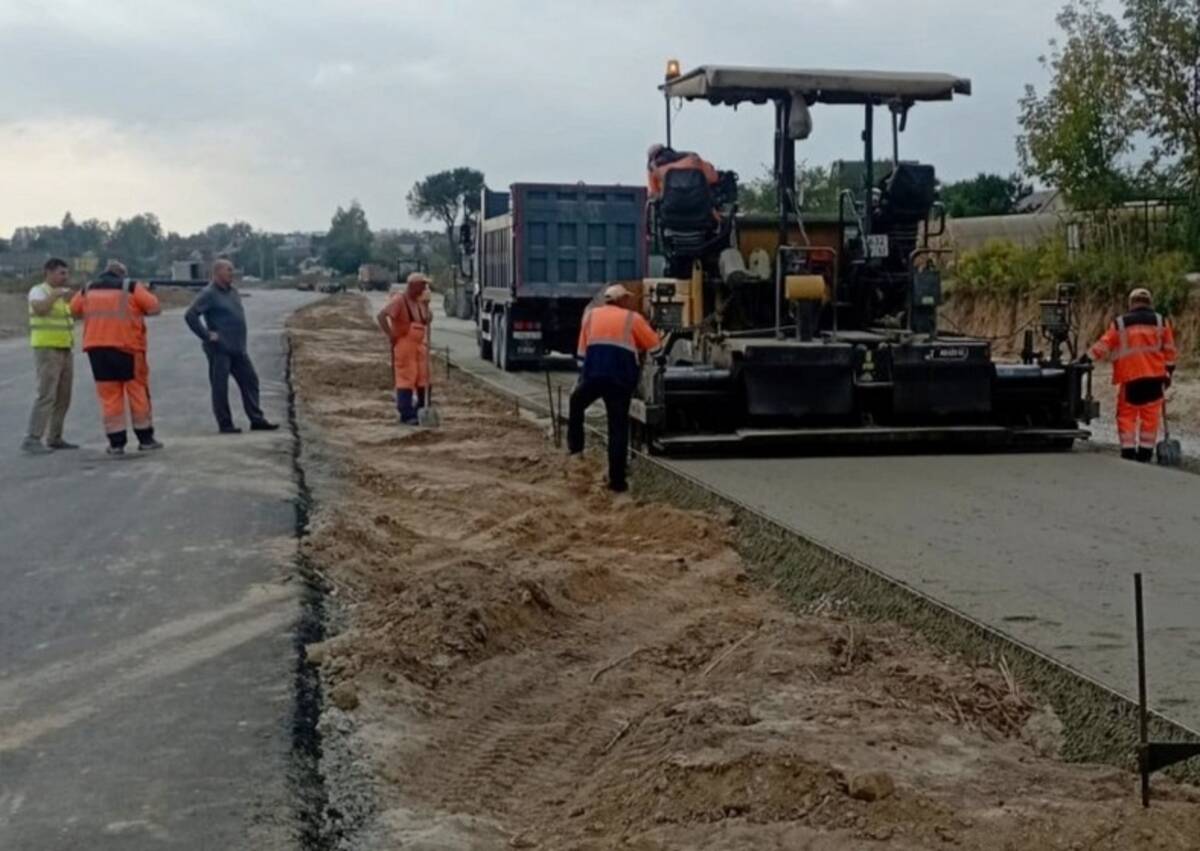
[1132, 572, 1200, 807]
[1136, 572, 1150, 807]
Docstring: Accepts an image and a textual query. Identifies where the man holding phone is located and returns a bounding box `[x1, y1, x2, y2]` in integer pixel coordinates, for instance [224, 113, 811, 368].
[22, 257, 77, 454]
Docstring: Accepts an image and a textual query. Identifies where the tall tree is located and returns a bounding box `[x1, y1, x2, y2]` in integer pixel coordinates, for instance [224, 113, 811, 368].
[1123, 0, 1200, 190]
[1017, 0, 1138, 210]
[323, 202, 373, 274]
[941, 173, 1034, 218]
[235, 230, 282, 279]
[106, 213, 164, 275]
[406, 167, 484, 267]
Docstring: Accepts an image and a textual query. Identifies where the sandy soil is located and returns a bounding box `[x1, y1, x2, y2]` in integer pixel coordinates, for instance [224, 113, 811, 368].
[290, 294, 1200, 850]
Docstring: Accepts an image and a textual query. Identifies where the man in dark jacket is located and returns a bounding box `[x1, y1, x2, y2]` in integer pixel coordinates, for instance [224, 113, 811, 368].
[185, 259, 278, 434]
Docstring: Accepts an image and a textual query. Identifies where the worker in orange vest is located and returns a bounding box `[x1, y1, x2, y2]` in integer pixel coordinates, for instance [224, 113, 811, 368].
[1086, 287, 1177, 462]
[646, 144, 720, 200]
[568, 284, 660, 492]
[377, 272, 432, 425]
[70, 260, 163, 456]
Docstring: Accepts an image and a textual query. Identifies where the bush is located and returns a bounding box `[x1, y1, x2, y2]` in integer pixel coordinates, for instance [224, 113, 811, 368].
[952, 239, 1192, 316]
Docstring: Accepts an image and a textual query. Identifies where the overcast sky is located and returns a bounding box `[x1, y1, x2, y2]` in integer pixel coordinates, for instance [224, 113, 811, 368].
[0, 0, 1094, 236]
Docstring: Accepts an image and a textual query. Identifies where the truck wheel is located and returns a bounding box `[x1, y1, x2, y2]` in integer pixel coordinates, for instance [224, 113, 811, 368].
[477, 315, 493, 361]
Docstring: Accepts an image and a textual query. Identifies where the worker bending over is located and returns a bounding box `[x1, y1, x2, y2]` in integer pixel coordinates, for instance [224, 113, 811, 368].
[568, 284, 659, 493]
[1087, 287, 1177, 462]
[70, 260, 163, 456]
[377, 273, 432, 425]
[646, 144, 719, 200]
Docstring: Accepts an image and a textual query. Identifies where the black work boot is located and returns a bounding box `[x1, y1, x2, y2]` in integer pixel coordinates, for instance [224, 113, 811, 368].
[1120, 448, 1137, 461]
[135, 427, 164, 451]
[1136, 448, 1154, 463]
[107, 431, 128, 458]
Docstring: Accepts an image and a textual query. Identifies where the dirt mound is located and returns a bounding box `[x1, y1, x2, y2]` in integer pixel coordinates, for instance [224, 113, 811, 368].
[290, 295, 1200, 850]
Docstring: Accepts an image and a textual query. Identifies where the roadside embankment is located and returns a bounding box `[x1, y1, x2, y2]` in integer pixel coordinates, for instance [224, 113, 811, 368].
[286, 294, 1200, 850]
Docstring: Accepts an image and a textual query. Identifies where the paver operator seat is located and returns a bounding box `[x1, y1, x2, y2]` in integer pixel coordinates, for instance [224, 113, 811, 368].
[654, 165, 739, 279]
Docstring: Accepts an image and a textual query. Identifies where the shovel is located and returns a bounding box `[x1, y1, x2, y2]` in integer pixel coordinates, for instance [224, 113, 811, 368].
[417, 321, 442, 428]
[1156, 398, 1182, 467]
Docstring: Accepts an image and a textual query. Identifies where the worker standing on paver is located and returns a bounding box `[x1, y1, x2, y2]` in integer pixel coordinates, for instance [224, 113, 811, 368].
[1086, 287, 1177, 462]
[70, 260, 163, 456]
[21, 257, 78, 455]
[185, 259, 279, 435]
[568, 284, 660, 493]
[377, 272, 432, 425]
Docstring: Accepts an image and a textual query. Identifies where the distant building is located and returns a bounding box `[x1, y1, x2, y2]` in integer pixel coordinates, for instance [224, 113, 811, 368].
[1014, 190, 1067, 216]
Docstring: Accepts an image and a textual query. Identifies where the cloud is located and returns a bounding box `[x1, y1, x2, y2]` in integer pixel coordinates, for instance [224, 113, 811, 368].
[312, 62, 358, 90]
[1, 0, 1073, 236]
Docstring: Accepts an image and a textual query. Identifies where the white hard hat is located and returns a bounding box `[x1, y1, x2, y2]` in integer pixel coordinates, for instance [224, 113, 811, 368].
[603, 284, 630, 303]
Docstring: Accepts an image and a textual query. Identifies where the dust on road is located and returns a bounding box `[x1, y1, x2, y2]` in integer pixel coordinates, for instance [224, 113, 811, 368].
[289, 294, 1200, 850]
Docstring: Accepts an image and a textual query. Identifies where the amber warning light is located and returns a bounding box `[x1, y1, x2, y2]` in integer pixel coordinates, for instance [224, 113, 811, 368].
[665, 59, 681, 80]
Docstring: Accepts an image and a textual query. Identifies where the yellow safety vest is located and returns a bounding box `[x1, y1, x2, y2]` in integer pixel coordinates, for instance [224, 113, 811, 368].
[28, 283, 75, 349]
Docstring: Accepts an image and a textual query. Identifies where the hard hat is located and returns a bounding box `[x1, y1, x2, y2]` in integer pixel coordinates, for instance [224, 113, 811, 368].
[603, 284, 631, 303]
[1129, 287, 1153, 305]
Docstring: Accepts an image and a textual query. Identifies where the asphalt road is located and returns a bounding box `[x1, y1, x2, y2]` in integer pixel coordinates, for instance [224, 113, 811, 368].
[0, 290, 316, 850]
[424, 301, 1200, 732]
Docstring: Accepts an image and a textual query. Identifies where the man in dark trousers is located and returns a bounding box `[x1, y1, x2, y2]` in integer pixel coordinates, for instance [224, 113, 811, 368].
[185, 259, 278, 434]
[568, 284, 660, 492]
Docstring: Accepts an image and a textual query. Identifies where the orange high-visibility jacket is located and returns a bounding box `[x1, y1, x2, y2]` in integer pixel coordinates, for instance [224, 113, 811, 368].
[1089, 307, 1177, 385]
[576, 303, 659, 387]
[648, 152, 720, 198]
[70, 274, 161, 352]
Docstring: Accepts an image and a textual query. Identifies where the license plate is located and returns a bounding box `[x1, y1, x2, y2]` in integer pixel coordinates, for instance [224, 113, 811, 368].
[866, 234, 890, 259]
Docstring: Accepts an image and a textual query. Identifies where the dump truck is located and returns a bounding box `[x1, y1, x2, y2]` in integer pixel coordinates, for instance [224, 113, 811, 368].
[634, 63, 1097, 453]
[474, 182, 648, 371]
[357, 263, 392, 291]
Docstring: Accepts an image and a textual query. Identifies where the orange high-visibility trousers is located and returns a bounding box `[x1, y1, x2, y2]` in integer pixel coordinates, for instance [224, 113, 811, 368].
[95, 352, 153, 437]
[1116, 385, 1162, 450]
[391, 321, 429, 391]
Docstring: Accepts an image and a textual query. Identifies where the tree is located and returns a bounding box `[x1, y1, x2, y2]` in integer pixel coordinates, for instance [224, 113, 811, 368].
[1123, 0, 1200, 191]
[323, 202, 373, 274]
[1017, 1, 1138, 210]
[106, 213, 164, 275]
[406, 167, 484, 267]
[737, 162, 890, 216]
[941, 173, 1034, 218]
[235, 230, 282, 279]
